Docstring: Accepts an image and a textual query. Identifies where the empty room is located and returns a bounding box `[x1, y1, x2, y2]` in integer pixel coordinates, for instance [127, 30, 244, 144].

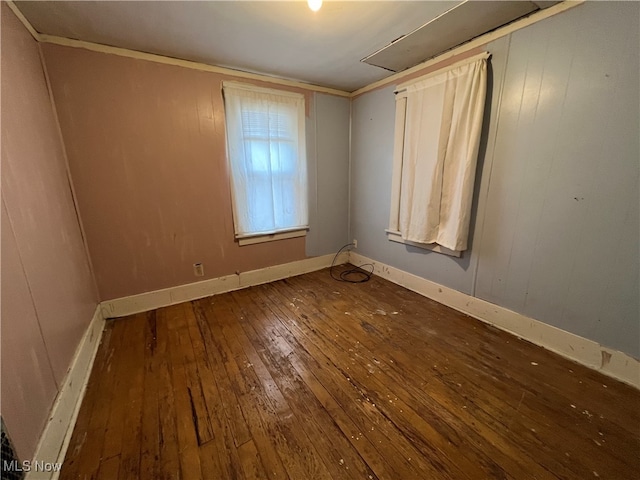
[2, 0, 639, 479]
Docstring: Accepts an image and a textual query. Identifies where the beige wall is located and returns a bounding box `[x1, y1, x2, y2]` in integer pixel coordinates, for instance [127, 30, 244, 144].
[41, 44, 314, 301]
[1, 5, 98, 460]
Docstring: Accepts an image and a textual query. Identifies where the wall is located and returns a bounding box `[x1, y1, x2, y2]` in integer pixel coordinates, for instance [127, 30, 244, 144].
[306, 93, 351, 257]
[350, 2, 639, 358]
[1, 4, 98, 461]
[41, 44, 350, 301]
[474, 2, 639, 357]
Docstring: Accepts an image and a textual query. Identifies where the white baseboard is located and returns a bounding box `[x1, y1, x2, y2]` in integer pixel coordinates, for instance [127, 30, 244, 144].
[27, 306, 105, 480]
[350, 252, 640, 390]
[100, 252, 349, 318]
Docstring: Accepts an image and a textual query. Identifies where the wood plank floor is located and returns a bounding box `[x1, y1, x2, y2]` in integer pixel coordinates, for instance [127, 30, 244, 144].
[60, 266, 640, 479]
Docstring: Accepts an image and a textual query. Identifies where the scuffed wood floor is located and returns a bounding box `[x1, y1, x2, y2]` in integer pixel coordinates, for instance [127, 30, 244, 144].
[60, 266, 640, 479]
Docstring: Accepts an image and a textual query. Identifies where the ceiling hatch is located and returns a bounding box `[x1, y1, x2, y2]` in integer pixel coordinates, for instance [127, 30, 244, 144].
[361, 0, 560, 72]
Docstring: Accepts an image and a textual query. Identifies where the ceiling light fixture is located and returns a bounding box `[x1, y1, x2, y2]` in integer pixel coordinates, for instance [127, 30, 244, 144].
[308, 0, 322, 12]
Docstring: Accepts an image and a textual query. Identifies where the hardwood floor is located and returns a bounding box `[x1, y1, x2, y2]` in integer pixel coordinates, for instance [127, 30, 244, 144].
[60, 266, 640, 479]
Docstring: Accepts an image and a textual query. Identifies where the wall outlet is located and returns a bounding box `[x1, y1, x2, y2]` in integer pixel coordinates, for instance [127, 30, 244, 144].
[193, 263, 204, 277]
[353, 239, 358, 248]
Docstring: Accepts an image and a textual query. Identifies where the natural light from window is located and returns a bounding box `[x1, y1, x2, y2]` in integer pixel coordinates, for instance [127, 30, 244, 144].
[223, 82, 308, 243]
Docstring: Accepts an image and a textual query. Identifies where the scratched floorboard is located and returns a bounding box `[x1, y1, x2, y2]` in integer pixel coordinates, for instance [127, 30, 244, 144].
[59, 266, 640, 480]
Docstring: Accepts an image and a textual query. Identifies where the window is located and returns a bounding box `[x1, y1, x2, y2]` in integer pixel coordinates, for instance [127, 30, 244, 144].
[223, 82, 308, 244]
[387, 52, 489, 256]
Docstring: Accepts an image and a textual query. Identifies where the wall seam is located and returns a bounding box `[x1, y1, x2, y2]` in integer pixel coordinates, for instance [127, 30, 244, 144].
[0, 197, 59, 390]
[37, 43, 101, 302]
[347, 97, 353, 245]
[314, 93, 319, 248]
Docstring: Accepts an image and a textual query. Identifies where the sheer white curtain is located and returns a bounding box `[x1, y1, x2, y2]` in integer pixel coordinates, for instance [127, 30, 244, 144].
[223, 82, 308, 238]
[394, 53, 488, 252]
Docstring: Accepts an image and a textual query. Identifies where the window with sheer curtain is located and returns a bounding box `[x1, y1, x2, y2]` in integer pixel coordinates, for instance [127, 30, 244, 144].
[387, 52, 489, 256]
[222, 82, 308, 244]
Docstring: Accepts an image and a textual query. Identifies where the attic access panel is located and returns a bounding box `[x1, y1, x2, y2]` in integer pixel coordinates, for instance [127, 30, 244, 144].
[362, 0, 558, 72]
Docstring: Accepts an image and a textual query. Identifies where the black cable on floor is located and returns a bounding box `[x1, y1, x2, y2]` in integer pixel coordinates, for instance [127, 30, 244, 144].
[330, 243, 374, 283]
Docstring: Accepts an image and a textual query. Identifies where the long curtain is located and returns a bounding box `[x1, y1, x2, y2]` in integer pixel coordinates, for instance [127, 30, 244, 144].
[398, 54, 488, 251]
[223, 82, 307, 237]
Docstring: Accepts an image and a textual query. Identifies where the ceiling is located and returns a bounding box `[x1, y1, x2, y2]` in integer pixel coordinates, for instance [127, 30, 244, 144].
[15, 0, 460, 92]
[15, 1, 467, 92]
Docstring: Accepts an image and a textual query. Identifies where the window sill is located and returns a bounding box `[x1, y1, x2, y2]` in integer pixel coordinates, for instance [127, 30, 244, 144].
[237, 228, 308, 246]
[385, 230, 461, 257]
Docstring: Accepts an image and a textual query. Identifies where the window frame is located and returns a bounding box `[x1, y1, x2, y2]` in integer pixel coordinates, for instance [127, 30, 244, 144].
[222, 81, 309, 245]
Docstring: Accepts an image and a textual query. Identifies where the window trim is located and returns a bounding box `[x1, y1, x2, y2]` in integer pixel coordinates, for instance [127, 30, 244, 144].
[237, 227, 308, 246]
[385, 229, 461, 257]
[222, 81, 308, 243]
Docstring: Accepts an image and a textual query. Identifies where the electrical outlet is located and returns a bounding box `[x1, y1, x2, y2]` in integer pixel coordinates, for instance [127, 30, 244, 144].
[193, 263, 204, 277]
[353, 239, 358, 248]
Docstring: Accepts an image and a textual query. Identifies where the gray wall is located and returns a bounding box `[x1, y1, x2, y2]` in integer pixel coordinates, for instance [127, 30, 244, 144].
[307, 92, 351, 256]
[350, 2, 639, 357]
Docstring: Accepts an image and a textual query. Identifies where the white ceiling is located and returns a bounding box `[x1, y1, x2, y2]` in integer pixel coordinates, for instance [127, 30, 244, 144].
[15, 1, 464, 92]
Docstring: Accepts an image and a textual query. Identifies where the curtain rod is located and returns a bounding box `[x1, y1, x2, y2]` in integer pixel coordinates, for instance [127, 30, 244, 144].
[394, 51, 491, 95]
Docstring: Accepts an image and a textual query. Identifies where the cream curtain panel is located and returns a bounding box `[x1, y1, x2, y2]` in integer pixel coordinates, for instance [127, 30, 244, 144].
[392, 53, 489, 252]
[223, 82, 308, 238]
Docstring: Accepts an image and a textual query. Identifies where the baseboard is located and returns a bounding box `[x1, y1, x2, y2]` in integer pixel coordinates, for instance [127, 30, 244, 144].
[19, 251, 637, 480]
[100, 252, 349, 318]
[350, 252, 640, 389]
[26, 306, 105, 480]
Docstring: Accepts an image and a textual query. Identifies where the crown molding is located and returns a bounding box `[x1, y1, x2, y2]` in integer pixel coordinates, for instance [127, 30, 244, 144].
[5, 0, 40, 41]
[6, 0, 584, 98]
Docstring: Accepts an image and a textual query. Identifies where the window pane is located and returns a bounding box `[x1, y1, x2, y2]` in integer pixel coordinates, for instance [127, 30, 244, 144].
[246, 178, 275, 232]
[241, 110, 293, 140]
[245, 140, 270, 173]
[270, 141, 296, 174]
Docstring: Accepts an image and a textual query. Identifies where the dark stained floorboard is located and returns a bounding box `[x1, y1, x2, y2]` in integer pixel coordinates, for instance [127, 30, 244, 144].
[59, 266, 640, 480]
